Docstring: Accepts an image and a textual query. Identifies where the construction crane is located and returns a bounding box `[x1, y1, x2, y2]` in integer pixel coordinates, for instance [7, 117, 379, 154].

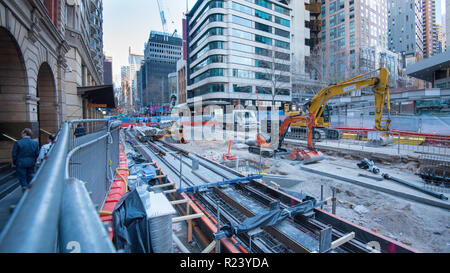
[248, 113, 325, 164]
[288, 67, 393, 146]
[156, 0, 178, 36]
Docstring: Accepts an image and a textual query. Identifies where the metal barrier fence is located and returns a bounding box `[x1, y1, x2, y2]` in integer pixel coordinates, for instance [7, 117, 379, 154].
[67, 120, 120, 209]
[311, 128, 450, 157]
[0, 119, 119, 253]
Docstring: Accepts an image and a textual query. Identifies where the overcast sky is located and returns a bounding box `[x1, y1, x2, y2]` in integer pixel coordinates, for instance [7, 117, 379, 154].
[103, 0, 447, 87]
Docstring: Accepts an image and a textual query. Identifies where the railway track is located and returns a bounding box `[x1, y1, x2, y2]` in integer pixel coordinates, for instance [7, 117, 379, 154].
[125, 129, 418, 253]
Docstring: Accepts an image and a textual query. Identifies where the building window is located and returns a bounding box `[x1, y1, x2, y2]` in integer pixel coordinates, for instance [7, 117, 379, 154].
[233, 85, 252, 93]
[255, 22, 273, 33]
[232, 28, 253, 40]
[255, 9, 272, 21]
[255, 34, 273, 45]
[256, 86, 272, 94]
[230, 55, 253, 66]
[233, 69, 253, 79]
[274, 4, 290, 16]
[191, 55, 225, 73]
[233, 15, 252, 28]
[232, 1, 252, 15]
[232, 42, 253, 53]
[255, 0, 272, 10]
[275, 39, 290, 49]
[330, 2, 336, 14]
[192, 68, 224, 84]
[255, 47, 272, 57]
[275, 16, 290, 27]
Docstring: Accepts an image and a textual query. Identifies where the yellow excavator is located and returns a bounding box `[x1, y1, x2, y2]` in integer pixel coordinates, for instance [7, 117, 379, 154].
[288, 67, 394, 146]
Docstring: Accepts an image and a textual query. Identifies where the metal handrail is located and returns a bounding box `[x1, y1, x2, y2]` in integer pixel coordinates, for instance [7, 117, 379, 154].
[0, 123, 70, 252]
[1, 133, 17, 142]
[0, 119, 120, 253]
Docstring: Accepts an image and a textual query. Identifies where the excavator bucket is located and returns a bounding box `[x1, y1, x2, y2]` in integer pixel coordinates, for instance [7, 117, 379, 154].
[367, 131, 395, 147]
[288, 148, 325, 164]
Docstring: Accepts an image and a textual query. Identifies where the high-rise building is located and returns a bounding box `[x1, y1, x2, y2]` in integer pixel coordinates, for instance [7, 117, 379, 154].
[140, 31, 182, 106]
[186, 0, 310, 110]
[120, 66, 132, 111]
[388, 0, 424, 59]
[128, 48, 144, 109]
[447, 0, 450, 49]
[103, 54, 113, 85]
[423, 0, 438, 57]
[436, 23, 445, 53]
[319, 0, 398, 89]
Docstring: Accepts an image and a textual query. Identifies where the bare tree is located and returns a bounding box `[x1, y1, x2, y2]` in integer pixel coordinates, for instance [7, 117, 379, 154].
[259, 44, 291, 110]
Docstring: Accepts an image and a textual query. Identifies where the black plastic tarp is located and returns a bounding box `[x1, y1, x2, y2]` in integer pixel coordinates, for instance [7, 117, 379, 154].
[220, 198, 323, 238]
[112, 189, 152, 253]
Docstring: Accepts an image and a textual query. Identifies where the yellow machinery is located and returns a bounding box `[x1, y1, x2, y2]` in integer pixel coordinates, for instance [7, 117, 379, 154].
[288, 68, 394, 145]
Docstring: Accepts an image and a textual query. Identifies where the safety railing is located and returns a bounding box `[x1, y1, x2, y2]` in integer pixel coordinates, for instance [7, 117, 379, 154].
[0, 119, 119, 253]
[318, 128, 450, 157]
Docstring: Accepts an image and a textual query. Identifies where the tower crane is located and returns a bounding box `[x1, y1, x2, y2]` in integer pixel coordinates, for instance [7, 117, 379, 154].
[156, 0, 178, 36]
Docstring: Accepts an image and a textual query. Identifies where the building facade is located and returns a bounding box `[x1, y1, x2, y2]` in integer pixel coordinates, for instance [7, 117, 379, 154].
[177, 59, 188, 105]
[319, 0, 392, 86]
[103, 54, 113, 85]
[186, 0, 309, 110]
[140, 31, 182, 107]
[128, 48, 144, 110]
[388, 0, 424, 59]
[0, 0, 109, 164]
[168, 72, 178, 107]
[423, 0, 437, 57]
[447, 0, 450, 48]
[64, 0, 108, 121]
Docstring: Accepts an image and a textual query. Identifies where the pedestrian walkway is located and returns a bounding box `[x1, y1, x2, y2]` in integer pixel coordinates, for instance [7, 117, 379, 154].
[0, 188, 22, 232]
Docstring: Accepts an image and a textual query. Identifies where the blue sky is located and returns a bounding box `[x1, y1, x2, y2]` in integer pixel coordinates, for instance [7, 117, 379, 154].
[103, 0, 447, 86]
[103, 0, 194, 85]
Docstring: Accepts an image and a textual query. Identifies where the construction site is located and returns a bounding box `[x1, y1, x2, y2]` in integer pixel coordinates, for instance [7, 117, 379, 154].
[1, 67, 449, 255]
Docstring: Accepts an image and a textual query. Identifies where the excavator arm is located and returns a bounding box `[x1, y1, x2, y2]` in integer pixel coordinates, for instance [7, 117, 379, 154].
[307, 68, 391, 132]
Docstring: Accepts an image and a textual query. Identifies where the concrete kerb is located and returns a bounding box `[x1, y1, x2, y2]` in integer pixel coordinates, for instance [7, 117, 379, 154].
[300, 166, 450, 211]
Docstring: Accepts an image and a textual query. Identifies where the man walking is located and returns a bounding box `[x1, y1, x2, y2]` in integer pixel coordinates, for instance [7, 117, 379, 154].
[12, 128, 39, 191]
[36, 134, 56, 169]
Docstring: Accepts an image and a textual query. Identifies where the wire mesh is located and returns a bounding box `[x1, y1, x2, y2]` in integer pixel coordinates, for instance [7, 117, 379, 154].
[68, 121, 121, 209]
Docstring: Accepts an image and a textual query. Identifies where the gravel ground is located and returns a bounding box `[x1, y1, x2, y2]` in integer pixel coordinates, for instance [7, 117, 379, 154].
[172, 139, 450, 253]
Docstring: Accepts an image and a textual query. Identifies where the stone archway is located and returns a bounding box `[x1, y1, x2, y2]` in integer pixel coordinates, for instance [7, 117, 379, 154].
[0, 27, 29, 164]
[36, 62, 57, 146]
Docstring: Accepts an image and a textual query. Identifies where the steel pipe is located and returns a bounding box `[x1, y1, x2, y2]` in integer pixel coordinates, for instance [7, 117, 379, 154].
[382, 173, 449, 201]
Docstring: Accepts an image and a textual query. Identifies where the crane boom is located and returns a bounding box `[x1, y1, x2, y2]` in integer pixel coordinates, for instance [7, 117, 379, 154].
[156, 0, 168, 33]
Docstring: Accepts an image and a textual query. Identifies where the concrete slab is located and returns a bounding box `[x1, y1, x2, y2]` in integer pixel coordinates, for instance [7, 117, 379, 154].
[262, 175, 303, 188]
[285, 138, 449, 161]
[300, 162, 450, 210]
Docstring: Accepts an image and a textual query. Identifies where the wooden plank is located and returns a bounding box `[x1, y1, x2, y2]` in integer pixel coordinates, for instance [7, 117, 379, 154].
[201, 241, 217, 254]
[171, 199, 189, 205]
[331, 232, 355, 249]
[172, 213, 204, 223]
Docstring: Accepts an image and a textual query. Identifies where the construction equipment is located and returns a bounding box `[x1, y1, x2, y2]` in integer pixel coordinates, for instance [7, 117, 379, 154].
[288, 68, 393, 146]
[357, 158, 380, 174]
[248, 113, 325, 164]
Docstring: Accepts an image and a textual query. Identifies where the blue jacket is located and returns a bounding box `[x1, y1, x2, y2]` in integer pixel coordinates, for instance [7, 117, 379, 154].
[12, 138, 39, 168]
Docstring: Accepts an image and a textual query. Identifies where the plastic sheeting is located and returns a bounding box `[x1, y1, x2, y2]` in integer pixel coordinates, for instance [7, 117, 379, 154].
[219, 197, 324, 238]
[112, 186, 176, 253]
